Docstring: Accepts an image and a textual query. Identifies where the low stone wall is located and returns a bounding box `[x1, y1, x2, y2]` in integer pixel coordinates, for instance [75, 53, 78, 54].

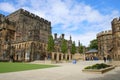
[82, 66, 115, 74]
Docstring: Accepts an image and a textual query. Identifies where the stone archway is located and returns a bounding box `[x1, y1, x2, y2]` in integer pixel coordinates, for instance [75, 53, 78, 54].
[54, 53, 57, 60]
[39, 52, 46, 60]
[33, 51, 40, 60]
[59, 53, 61, 61]
[67, 54, 69, 60]
[47, 53, 51, 60]
[63, 54, 65, 60]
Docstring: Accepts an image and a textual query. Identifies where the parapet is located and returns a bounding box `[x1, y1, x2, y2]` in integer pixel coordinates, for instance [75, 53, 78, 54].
[19, 9, 51, 25]
[7, 8, 51, 25]
[111, 17, 120, 24]
[97, 30, 112, 37]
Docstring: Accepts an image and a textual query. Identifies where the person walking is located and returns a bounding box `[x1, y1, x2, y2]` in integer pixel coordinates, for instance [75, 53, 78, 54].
[103, 56, 106, 62]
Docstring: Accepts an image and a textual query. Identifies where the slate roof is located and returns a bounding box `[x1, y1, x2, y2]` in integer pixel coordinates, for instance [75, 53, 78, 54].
[86, 49, 98, 53]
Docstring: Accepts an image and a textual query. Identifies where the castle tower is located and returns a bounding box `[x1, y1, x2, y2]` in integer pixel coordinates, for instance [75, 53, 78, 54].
[97, 30, 112, 58]
[0, 9, 52, 61]
[111, 18, 120, 60]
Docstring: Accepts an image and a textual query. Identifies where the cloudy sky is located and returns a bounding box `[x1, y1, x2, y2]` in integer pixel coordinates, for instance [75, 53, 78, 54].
[0, 0, 120, 46]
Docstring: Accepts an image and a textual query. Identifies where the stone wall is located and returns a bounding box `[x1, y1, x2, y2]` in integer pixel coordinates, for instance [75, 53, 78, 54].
[7, 9, 51, 43]
[97, 17, 120, 61]
[111, 18, 120, 60]
[97, 30, 113, 58]
[0, 9, 51, 61]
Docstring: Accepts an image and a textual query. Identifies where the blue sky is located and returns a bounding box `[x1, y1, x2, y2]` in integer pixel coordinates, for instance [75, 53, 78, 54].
[0, 0, 120, 46]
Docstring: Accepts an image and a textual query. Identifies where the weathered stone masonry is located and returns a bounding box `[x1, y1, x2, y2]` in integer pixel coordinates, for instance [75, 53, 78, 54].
[97, 17, 120, 61]
[0, 9, 51, 61]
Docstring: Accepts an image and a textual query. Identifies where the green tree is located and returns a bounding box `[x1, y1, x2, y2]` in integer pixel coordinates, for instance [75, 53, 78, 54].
[89, 39, 98, 50]
[61, 39, 67, 53]
[78, 44, 84, 53]
[70, 41, 76, 54]
[47, 35, 54, 52]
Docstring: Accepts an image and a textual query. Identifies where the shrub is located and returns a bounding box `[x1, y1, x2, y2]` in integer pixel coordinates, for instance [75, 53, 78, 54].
[84, 63, 110, 69]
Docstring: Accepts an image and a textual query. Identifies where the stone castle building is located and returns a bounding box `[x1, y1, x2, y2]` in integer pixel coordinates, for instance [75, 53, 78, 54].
[112, 18, 120, 60]
[97, 30, 113, 58]
[0, 9, 51, 61]
[97, 17, 120, 60]
[51, 34, 73, 62]
[54, 33, 72, 53]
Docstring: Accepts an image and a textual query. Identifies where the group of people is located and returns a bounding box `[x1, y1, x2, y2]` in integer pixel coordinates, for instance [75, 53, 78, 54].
[103, 55, 111, 62]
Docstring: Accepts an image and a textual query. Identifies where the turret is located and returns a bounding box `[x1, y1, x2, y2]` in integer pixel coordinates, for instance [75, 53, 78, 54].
[111, 17, 120, 60]
[111, 17, 120, 34]
[70, 35, 72, 41]
[78, 40, 80, 47]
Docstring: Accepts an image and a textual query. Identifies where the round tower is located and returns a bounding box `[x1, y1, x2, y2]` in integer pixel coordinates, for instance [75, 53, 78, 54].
[97, 30, 112, 58]
[111, 17, 120, 60]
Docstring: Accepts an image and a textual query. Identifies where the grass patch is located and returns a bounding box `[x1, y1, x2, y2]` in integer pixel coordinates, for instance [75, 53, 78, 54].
[0, 62, 57, 73]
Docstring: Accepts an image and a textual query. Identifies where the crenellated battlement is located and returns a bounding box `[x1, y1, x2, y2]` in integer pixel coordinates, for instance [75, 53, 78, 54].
[19, 9, 51, 25]
[111, 17, 120, 24]
[97, 30, 112, 37]
[0, 14, 14, 26]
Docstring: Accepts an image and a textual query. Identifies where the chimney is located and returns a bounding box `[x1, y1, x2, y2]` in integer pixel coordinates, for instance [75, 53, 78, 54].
[70, 35, 72, 41]
[54, 33, 57, 39]
[62, 34, 64, 39]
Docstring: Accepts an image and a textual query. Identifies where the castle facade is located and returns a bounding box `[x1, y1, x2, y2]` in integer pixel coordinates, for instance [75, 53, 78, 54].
[0, 9, 51, 61]
[97, 18, 120, 60]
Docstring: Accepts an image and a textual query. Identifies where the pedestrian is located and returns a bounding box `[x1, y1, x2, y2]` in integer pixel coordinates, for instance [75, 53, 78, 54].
[103, 56, 106, 62]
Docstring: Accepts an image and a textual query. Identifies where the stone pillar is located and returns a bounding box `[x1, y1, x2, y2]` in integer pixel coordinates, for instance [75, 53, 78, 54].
[56, 53, 59, 62]
[71, 54, 73, 60]
[69, 54, 71, 60]
[51, 52, 54, 60]
[61, 53, 63, 60]
[30, 52, 34, 61]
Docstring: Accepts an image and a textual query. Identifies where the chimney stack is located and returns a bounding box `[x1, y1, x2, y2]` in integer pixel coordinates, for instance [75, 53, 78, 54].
[54, 33, 57, 39]
[62, 34, 64, 39]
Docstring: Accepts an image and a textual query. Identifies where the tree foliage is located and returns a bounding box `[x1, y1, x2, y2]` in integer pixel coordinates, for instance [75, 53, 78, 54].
[78, 44, 84, 53]
[61, 39, 67, 53]
[89, 39, 98, 50]
[47, 35, 54, 52]
[70, 41, 76, 54]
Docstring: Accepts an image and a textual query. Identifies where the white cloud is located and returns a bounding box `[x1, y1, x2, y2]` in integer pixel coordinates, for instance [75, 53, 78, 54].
[16, 0, 27, 6]
[0, 2, 15, 13]
[0, 0, 120, 46]
[63, 31, 97, 47]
